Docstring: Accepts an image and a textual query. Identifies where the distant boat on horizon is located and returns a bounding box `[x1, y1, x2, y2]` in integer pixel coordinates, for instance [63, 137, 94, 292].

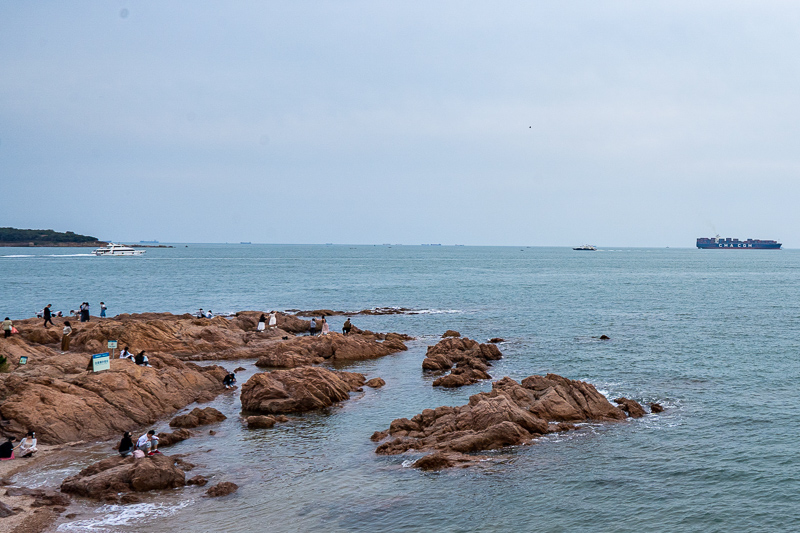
[697, 235, 781, 249]
[240, 242, 252, 244]
[573, 244, 597, 251]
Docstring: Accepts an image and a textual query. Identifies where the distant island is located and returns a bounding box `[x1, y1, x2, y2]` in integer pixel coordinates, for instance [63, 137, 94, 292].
[0, 227, 107, 247]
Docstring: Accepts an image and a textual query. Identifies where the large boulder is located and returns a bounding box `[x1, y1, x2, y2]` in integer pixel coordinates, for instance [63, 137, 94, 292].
[0, 353, 227, 444]
[61, 455, 186, 502]
[422, 337, 502, 388]
[240, 367, 366, 414]
[254, 333, 407, 369]
[374, 373, 646, 468]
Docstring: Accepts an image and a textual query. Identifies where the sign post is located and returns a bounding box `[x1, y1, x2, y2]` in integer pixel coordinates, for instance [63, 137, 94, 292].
[107, 340, 117, 359]
[92, 352, 111, 372]
[18, 356, 28, 365]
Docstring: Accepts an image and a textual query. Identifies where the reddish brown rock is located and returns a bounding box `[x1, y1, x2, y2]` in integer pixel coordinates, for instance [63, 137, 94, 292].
[169, 407, 227, 429]
[234, 367, 246, 372]
[187, 475, 208, 486]
[206, 482, 238, 497]
[442, 330, 461, 338]
[488, 338, 505, 343]
[5, 488, 70, 507]
[0, 349, 227, 445]
[61, 455, 185, 501]
[365, 377, 386, 388]
[614, 397, 646, 418]
[374, 373, 638, 468]
[241, 367, 366, 414]
[650, 402, 664, 413]
[157, 428, 193, 447]
[254, 332, 408, 369]
[246, 415, 276, 429]
[422, 337, 502, 388]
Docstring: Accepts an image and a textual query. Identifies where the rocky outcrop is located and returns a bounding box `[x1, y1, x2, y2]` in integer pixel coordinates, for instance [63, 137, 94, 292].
[157, 428, 193, 447]
[246, 415, 276, 429]
[61, 455, 186, 502]
[294, 307, 413, 317]
[650, 402, 664, 413]
[365, 377, 385, 388]
[254, 332, 408, 369]
[374, 374, 646, 468]
[4, 488, 70, 508]
[442, 330, 461, 338]
[206, 482, 238, 497]
[241, 367, 366, 414]
[488, 338, 505, 343]
[614, 397, 646, 418]
[169, 407, 227, 429]
[421, 337, 502, 388]
[187, 475, 208, 486]
[0, 351, 227, 444]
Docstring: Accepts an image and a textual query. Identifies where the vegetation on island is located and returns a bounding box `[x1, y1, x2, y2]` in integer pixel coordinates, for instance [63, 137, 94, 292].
[0, 227, 104, 246]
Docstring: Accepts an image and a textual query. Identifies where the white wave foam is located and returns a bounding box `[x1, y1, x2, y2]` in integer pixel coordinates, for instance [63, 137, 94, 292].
[57, 500, 192, 531]
[407, 309, 462, 315]
[0, 254, 34, 258]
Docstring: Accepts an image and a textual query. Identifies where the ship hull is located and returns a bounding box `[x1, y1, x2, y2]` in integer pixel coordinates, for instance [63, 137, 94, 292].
[696, 238, 781, 249]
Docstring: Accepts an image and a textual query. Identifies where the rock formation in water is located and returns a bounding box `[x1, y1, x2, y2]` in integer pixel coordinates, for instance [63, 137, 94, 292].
[61, 455, 187, 502]
[240, 367, 366, 414]
[365, 377, 386, 388]
[169, 407, 227, 428]
[206, 481, 238, 497]
[421, 337, 502, 388]
[373, 373, 647, 469]
[254, 332, 408, 368]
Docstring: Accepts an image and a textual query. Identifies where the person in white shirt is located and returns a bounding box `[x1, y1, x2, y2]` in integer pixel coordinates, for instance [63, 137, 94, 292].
[15, 431, 37, 458]
[136, 430, 160, 455]
[120, 347, 134, 361]
[206, 310, 213, 318]
[268, 312, 277, 329]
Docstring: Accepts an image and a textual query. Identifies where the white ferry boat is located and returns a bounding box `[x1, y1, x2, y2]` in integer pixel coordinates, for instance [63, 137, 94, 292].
[573, 244, 597, 251]
[92, 243, 145, 256]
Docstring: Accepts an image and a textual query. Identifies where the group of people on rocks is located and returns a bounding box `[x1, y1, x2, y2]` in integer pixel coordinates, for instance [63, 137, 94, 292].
[309, 316, 353, 336]
[118, 430, 161, 458]
[0, 431, 38, 461]
[197, 309, 214, 318]
[256, 312, 278, 331]
[37, 301, 109, 328]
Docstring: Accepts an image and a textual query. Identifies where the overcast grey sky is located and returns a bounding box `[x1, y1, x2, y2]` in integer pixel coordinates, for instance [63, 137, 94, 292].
[1, 2, 798, 246]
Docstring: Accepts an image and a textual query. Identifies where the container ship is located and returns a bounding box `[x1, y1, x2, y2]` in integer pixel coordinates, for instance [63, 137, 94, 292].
[696, 235, 781, 249]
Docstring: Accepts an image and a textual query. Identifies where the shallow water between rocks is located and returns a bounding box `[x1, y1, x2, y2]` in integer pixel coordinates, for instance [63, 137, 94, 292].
[4, 244, 800, 532]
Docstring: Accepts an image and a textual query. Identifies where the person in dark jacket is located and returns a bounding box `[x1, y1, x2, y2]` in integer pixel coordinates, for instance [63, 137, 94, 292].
[342, 318, 352, 335]
[118, 432, 134, 456]
[43, 304, 54, 327]
[0, 437, 16, 460]
[134, 351, 149, 366]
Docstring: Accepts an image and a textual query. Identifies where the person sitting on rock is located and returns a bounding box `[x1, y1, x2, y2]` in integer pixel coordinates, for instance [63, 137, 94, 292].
[136, 430, 160, 456]
[120, 346, 134, 361]
[134, 351, 149, 366]
[309, 318, 317, 336]
[206, 310, 213, 318]
[342, 318, 352, 335]
[118, 431, 134, 457]
[223, 372, 237, 389]
[320, 316, 330, 335]
[15, 431, 37, 458]
[197, 308, 204, 318]
[0, 437, 16, 460]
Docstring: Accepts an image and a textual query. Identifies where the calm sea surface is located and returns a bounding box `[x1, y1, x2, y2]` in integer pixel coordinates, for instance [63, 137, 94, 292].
[3, 244, 800, 532]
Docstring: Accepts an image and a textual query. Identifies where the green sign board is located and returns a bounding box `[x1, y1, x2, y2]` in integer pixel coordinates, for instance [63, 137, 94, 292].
[92, 352, 111, 372]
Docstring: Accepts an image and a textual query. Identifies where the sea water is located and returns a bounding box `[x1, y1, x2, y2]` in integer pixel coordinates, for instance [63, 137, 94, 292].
[2, 245, 800, 532]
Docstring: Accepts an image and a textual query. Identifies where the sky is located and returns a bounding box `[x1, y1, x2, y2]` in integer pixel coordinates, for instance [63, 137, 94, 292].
[1, 1, 799, 246]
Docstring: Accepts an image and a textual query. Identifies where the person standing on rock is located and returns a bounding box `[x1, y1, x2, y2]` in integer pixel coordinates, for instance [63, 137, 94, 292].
[80, 302, 90, 322]
[342, 318, 352, 335]
[43, 304, 54, 327]
[257, 314, 266, 332]
[100, 302, 107, 318]
[321, 316, 330, 335]
[61, 321, 72, 353]
[2, 317, 12, 338]
[268, 311, 277, 330]
[309, 317, 317, 336]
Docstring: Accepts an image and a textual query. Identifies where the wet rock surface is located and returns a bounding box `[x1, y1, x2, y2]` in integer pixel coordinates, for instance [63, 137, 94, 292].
[157, 428, 193, 447]
[169, 407, 227, 429]
[60, 454, 186, 502]
[374, 373, 647, 468]
[246, 415, 276, 429]
[206, 481, 238, 497]
[422, 337, 502, 388]
[365, 377, 386, 388]
[241, 367, 366, 414]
